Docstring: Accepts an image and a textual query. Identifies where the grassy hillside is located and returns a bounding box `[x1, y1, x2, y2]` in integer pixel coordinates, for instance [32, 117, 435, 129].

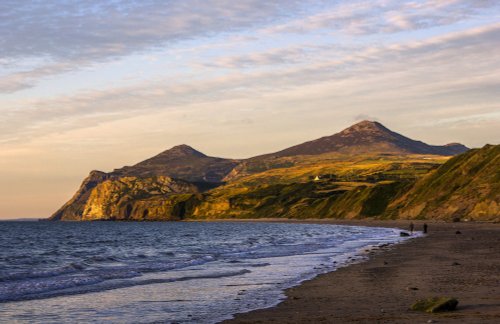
[389, 144, 500, 221]
[190, 180, 411, 220]
[224, 152, 446, 184]
[187, 154, 445, 219]
[189, 146, 499, 221]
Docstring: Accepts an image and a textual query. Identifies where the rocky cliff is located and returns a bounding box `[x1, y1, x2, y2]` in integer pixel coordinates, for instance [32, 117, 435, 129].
[51, 174, 199, 221]
[80, 176, 198, 221]
[50, 145, 236, 221]
[50, 171, 110, 221]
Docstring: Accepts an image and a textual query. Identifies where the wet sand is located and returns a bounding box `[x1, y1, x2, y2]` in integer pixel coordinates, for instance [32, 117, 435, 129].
[222, 220, 500, 323]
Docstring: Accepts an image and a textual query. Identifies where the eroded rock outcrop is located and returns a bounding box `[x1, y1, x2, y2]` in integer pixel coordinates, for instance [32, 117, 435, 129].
[51, 174, 199, 221]
[50, 170, 110, 221]
[81, 176, 198, 221]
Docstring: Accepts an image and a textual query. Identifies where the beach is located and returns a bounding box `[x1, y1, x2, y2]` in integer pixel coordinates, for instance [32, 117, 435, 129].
[223, 220, 500, 323]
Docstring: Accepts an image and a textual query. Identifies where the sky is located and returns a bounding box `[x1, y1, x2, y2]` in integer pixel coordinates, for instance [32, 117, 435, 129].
[1, 0, 499, 218]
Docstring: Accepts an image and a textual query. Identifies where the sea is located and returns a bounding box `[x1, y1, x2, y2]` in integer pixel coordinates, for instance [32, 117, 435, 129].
[0, 221, 413, 323]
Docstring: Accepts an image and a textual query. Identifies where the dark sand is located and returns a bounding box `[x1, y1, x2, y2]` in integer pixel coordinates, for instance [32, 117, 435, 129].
[222, 220, 500, 323]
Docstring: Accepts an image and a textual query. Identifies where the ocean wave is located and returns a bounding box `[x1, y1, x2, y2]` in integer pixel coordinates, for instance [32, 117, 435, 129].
[0, 269, 252, 303]
[0, 221, 409, 318]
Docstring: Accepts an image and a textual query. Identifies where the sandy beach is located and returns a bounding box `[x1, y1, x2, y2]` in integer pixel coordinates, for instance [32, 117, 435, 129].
[222, 220, 500, 323]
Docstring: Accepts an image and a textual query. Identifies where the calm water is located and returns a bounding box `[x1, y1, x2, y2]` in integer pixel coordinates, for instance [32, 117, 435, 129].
[0, 221, 409, 323]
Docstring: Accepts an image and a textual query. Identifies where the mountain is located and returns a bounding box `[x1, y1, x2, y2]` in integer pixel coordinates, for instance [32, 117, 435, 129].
[224, 120, 468, 181]
[50, 121, 478, 221]
[262, 121, 468, 157]
[112, 144, 240, 183]
[49, 145, 238, 221]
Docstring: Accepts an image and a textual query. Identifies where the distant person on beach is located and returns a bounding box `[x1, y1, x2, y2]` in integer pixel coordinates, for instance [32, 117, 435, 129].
[409, 222, 414, 234]
[423, 223, 428, 234]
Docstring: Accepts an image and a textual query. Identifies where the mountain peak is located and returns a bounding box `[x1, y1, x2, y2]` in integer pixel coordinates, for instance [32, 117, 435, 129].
[340, 120, 388, 134]
[110, 143, 239, 183]
[262, 120, 468, 158]
[116, 144, 208, 171]
[163, 144, 207, 158]
[354, 120, 381, 127]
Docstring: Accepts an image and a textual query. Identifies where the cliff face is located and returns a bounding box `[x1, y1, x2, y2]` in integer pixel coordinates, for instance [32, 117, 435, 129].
[81, 176, 198, 221]
[51, 174, 199, 221]
[50, 171, 110, 221]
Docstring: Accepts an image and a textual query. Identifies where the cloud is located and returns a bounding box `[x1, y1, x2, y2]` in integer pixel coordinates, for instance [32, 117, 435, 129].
[0, 61, 79, 93]
[2, 0, 498, 93]
[262, 0, 500, 35]
[0, 0, 303, 61]
[203, 47, 311, 69]
[2, 22, 499, 145]
[354, 114, 379, 122]
[0, 0, 310, 93]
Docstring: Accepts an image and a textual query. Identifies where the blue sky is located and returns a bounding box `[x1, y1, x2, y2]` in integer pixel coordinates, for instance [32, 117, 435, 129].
[1, 0, 499, 218]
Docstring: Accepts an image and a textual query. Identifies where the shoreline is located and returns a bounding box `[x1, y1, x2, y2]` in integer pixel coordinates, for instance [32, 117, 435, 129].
[220, 219, 500, 323]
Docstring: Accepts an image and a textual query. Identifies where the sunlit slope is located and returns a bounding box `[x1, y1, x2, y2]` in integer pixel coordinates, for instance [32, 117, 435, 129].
[224, 153, 446, 186]
[191, 145, 500, 221]
[224, 120, 467, 182]
[80, 176, 197, 221]
[389, 144, 500, 221]
[51, 175, 198, 221]
[189, 154, 447, 219]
